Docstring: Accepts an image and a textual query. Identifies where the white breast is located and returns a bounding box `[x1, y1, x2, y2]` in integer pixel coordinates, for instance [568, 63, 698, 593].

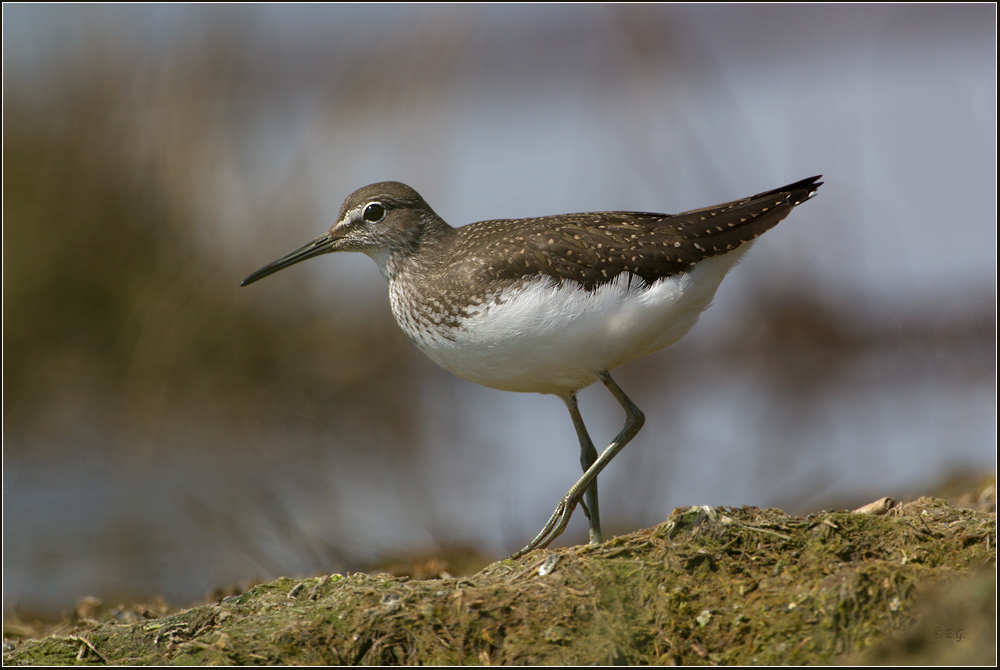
[389, 245, 752, 396]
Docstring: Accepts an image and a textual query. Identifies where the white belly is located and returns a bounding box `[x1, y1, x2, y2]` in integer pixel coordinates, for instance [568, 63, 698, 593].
[392, 245, 752, 396]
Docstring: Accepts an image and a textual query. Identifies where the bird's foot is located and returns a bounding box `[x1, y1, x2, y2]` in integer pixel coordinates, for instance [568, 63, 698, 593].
[508, 492, 582, 560]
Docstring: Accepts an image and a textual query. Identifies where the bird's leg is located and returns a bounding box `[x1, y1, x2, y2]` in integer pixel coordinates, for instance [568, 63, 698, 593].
[562, 393, 602, 545]
[509, 371, 645, 559]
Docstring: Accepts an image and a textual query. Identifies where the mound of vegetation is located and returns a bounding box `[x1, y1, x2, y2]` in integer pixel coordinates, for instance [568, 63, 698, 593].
[4, 497, 994, 665]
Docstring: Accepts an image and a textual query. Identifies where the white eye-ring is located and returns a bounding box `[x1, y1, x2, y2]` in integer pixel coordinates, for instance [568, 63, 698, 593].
[363, 202, 386, 223]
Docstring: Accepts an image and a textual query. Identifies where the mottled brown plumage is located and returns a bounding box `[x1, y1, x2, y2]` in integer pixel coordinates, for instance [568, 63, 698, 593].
[441, 175, 821, 291]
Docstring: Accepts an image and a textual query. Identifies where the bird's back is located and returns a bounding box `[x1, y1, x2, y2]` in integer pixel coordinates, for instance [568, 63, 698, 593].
[441, 175, 821, 292]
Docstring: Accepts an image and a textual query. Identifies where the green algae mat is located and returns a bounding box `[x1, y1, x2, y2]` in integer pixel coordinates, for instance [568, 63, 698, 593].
[4, 497, 995, 665]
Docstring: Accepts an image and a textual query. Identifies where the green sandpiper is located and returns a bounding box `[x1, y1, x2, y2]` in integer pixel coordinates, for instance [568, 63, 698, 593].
[242, 176, 822, 558]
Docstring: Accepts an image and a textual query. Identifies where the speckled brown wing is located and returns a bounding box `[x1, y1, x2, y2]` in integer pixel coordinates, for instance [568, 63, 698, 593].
[456, 176, 822, 291]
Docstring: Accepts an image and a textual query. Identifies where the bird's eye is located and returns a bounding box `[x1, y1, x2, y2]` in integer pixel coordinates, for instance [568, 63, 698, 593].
[363, 203, 386, 223]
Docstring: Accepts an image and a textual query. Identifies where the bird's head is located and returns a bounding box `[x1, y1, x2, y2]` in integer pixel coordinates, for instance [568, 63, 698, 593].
[241, 182, 442, 286]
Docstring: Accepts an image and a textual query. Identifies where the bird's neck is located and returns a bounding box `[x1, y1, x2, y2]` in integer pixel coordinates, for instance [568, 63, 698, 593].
[365, 214, 454, 283]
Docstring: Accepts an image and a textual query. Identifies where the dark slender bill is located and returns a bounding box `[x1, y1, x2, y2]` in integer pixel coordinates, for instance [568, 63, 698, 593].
[241, 234, 334, 287]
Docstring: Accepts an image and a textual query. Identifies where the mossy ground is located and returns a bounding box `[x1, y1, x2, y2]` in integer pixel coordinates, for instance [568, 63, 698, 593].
[4, 494, 995, 665]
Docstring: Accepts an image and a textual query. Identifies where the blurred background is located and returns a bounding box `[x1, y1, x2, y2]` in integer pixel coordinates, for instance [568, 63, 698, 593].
[3, 5, 995, 618]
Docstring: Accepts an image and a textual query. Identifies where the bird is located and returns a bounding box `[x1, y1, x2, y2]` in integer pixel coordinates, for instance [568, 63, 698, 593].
[241, 175, 822, 559]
